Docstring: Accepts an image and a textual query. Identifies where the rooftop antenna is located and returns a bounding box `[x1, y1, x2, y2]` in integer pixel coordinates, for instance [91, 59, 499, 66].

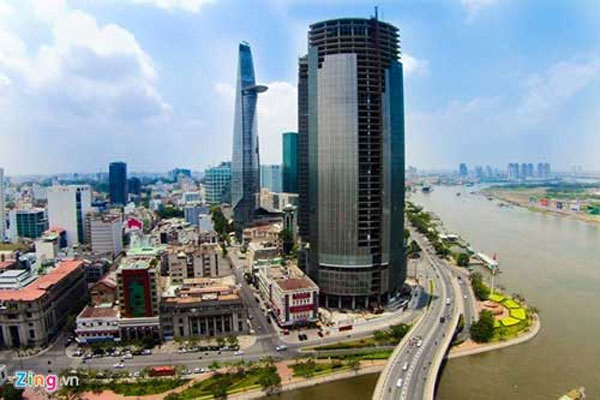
[374, 6, 378, 20]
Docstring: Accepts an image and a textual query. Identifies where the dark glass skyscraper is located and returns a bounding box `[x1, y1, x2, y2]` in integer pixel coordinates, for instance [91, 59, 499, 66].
[282, 132, 299, 193]
[299, 17, 406, 309]
[109, 162, 128, 206]
[231, 42, 267, 233]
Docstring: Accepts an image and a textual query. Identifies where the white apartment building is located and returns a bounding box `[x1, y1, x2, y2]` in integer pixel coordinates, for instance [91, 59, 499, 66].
[47, 185, 92, 246]
[90, 213, 123, 258]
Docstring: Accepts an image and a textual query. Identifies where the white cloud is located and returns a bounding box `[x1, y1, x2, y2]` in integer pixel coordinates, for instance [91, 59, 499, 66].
[257, 81, 297, 164]
[127, 0, 215, 13]
[0, 0, 169, 120]
[461, 0, 499, 18]
[214, 80, 297, 165]
[402, 53, 429, 76]
[520, 57, 600, 119]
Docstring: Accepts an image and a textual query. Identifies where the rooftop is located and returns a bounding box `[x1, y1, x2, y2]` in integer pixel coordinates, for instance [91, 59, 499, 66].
[78, 305, 119, 319]
[0, 260, 83, 302]
[276, 277, 318, 292]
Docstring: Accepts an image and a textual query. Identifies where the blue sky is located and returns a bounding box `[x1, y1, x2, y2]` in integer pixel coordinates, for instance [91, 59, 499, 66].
[1, 0, 599, 175]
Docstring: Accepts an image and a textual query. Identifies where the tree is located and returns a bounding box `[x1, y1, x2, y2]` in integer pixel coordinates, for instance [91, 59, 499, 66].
[373, 330, 388, 342]
[226, 335, 239, 348]
[209, 360, 221, 372]
[455, 253, 470, 267]
[347, 358, 361, 374]
[258, 366, 281, 395]
[164, 393, 183, 400]
[216, 337, 226, 348]
[470, 310, 495, 343]
[279, 228, 294, 255]
[470, 272, 490, 300]
[389, 324, 410, 342]
[1, 384, 24, 400]
[210, 377, 229, 400]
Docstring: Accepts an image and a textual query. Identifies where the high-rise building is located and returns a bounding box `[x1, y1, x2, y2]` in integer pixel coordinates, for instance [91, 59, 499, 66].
[47, 185, 92, 246]
[260, 165, 282, 193]
[109, 162, 128, 206]
[298, 56, 309, 238]
[459, 163, 468, 177]
[282, 132, 299, 193]
[204, 162, 232, 205]
[8, 208, 48, 239]
[507, 163, 519, 180]
[231, 42, 267, 233]
[128, 177, 141, 196]
[0, 168, 4, 242]
[300, 17, 406, 308]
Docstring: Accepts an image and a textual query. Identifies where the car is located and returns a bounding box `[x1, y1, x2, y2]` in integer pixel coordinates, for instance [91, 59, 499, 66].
[464, 295, 468, 299]
[440, 316, 446, 323]
[73, 350, 83, 357]
[446, 297, 451, 305]
[317, 331, 324, 338]
[141, 349, 152, 355]
[234, 350, 245, 356]
[396, 378, 403, 388]
[417, 339, 423, 347]
[113, 362, 124, 369]
[183, 369, 192, 375]
[276, 345, 288, 352]
[132, 371, 140, 378]
[402, 362, 408, 371]
[194, 367, 201, 374]
[123, 353, 133, 360]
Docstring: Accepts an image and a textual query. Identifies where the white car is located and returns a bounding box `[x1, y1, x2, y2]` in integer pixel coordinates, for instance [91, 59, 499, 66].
[113, 362, 124, 369]
[123, 353, 133, 360]
[276, 345, 288, 352]
[417, 339, 423, 348]
[402, 362, 408, 371]
[193, 367, 201, 374]
[396, 378, 403, 388]
[234, 350, 245, 356]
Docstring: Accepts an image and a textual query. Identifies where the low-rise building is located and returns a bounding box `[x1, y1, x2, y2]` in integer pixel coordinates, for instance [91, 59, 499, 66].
[75, 305, 120, 344]
[160, 280, 247, 339]
[0, 260, 88, 347]
[256, 264, 318, 328]
[167, 244, 230, 284]
[90, 273, 117, 306]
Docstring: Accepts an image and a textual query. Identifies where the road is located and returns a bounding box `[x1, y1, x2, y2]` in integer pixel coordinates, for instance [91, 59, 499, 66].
[374, 230, 462, 400]
[2, 247, 428, 378]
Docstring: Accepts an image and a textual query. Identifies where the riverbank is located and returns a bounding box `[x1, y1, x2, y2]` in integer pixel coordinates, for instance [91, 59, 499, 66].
[481, 188, 600, 225]
[449, 313, 540, 359]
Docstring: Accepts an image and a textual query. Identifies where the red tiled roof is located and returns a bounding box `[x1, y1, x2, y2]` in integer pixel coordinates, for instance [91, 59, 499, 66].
[0, 260, 83, 302]
[0, 260, 16, 270]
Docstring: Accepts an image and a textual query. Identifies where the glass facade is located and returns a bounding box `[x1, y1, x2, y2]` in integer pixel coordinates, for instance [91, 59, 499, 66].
[231, 42, 266, 231]
[15, 209, 48, 239]
[109, 161, 128, 205]
[282, 132, 299, 193]
[205, 161, 232, 205]
[260, 165, 282, 193]
[301, 18, 406, 308]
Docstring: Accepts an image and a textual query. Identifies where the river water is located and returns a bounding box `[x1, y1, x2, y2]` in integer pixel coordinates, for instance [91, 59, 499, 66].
[267, 185, 600, 399]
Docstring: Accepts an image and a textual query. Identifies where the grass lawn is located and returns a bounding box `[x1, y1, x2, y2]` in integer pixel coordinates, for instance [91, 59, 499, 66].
[488, 293, 506, 303]
[503, 298, 521, 309]
[77, 378, 188, 396]
[315, 349, 393, 361]
[291, 361, 348, 378]
[510, 308, 527, 320]
[499, 317, 521, 327]
[178, 367, 270, 399]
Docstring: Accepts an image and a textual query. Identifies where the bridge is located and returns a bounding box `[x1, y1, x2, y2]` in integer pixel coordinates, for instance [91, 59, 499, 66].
[373, 231, 465, 400]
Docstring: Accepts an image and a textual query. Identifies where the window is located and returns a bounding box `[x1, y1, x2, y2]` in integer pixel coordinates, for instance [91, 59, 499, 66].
[29, 329, 35, 339]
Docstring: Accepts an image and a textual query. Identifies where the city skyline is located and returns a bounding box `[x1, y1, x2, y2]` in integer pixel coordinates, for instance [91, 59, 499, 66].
[1, 0, 600, 175]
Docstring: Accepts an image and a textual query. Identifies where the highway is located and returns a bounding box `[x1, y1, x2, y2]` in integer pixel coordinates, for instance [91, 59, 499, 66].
[373, 230, 462, 400]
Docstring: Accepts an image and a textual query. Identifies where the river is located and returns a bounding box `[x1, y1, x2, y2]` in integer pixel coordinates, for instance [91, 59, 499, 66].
[267, 185, 600, 399]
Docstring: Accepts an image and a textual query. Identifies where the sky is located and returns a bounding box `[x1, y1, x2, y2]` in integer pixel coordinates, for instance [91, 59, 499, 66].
[1, 0, 600, 175]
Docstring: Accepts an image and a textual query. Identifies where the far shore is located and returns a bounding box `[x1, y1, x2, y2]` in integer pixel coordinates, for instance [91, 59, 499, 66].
[480, 188, 600, 225]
